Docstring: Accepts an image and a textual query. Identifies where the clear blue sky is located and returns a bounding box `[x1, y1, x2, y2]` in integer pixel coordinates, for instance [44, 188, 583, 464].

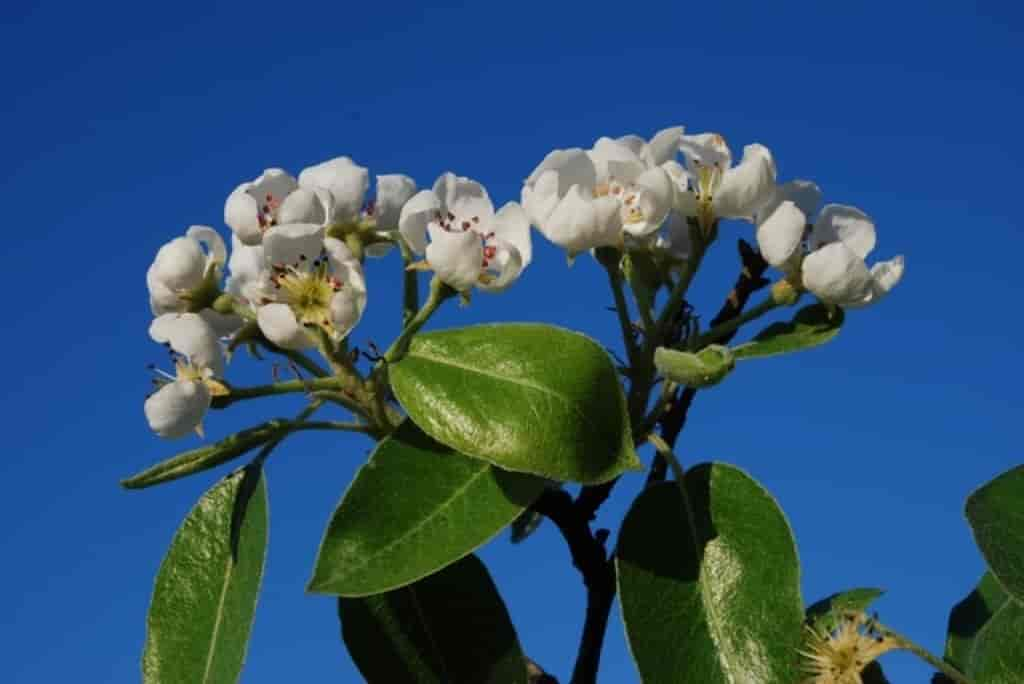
[3, 1, 1021, 682]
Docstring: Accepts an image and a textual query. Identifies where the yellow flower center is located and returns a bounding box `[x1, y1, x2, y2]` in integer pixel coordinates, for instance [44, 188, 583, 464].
[271, 258, 344, 336]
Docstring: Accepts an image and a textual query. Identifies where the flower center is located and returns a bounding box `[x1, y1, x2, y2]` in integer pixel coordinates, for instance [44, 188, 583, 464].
[257, 193, 283, 231]
[433, 210, 481, 233]
[270, 254, 344, 335]
[594, 181, 648, 227]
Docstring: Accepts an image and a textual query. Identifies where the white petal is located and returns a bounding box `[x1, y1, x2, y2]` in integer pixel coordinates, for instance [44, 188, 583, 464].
[257, 302, 312, 350]
[375, 174, 417, 230]
[589, 137, 644, 183]
[324, 236, 367, 306]
[478, 237, 523, 292]
[851, 255, 905, 308]
[521, 169, 561, 226]
[433, 173, 494, 223]
[250, 168, 299, 201]
[540, 186, 611, 253]
[802, 242, 873, 306]
[524, 148, 597, 197]
[487, 202, 532, 268]
[680, 132, 732, 170]
[145, 380, 211, 439]
[425, 225, 483, 292]
[642, 126, 684, 167]
[277, 187, 327, 225]
[760, 180, 822, 221]
[263, 223, 325, 268]
[225, 234, 265, 302]
[149, 312, 225, 377]
[655, 210, 693, 261]
[756, 201, 806, 269]
[224, 189, 263, 245]
[715, 144, 777, 220]
[623, 166, 673, 237]
[149, 236, 206, 292]
[147, 266, 182, 315]
[810, 204, 876, 259]
[299, 157, 369, 223]
[329, 287, 365, 338]
[398, 190, 440, 255]
[199, 310, 243, 337]
[185, 225, 227, 265]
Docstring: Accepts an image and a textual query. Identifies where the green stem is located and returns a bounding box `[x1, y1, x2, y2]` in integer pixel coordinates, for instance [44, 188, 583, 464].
[647, 433, 686, 483]
[692, 296, 781, 348]
[400, 239, 420, 328]
[217, 376, 342, 406]
[655, 236, 709, 335]
[277, 347, 330, 378]
[603, 260, 640, 368]
[383, 276, 455, 363]
[878, 624, 974, 684]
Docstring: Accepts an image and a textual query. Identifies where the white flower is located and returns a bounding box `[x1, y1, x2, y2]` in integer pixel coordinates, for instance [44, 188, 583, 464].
[224, 234, 265, 309]
[522, 127, 680, 256]
[399, 173, 531, 293]
[297, 156, 370, 225]
[252, 224, 367, 350]
[755, 186, 904, 308]
[145, 313, 226, 439]
[669, 132, 776, 232]
[146, 226, 239, 335]
[654, 210, 694, 263]
[362, 174, 418, 258]
[224, 168, 325, 246]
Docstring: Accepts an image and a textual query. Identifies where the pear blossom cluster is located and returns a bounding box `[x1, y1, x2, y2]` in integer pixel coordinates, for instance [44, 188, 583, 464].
[142, 127, 904, 439]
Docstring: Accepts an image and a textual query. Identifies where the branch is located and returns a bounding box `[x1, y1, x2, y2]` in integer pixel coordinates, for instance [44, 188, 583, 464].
[648, 239, 769, 484]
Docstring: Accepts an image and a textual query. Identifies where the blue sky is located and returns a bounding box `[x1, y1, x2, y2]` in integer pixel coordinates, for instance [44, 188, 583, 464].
[3, 1, 1022, 681]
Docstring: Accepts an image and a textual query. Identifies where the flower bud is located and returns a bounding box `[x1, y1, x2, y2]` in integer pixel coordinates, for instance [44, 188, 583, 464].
[654, 344, 735, 388]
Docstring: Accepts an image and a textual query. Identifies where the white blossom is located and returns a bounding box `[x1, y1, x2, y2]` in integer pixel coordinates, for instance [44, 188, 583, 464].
[251, 224, 367, 350]
[755, 185, 904, 308]
[522, 127, 680, 256]
[224, 168, 324, 246]
[362, 174, 418, 258]
[146, 226, 239, 335]
[399, 173, 531, 292]
[144, 313, 226, 439]
[668, 132, 777, 232]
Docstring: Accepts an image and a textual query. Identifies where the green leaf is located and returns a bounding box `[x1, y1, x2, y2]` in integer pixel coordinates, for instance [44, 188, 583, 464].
[617, 463, 804, 684]
[963, 601, 1024, 683]
[966, 465, 1024, 603]
[309, 420, 546, 596]
[944, 572, 1011, 671]
[143, 466, 268, 684]
[122, 423, 281, 489]
[389, 323, 641, 484]
[732, 304, 843, 360]
[338, 554, 527, 684]
[805, 587, 885, 633]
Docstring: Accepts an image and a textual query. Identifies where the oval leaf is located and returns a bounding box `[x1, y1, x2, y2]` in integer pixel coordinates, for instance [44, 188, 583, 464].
[143, 466, 268, 684]
[617, 463, 804, 684]
[389, 323, 640, 484]
[806, 587, 885, 633]
[944, 572, 1010, 672]
[123, 423, 280, 489]
[338, 554, 527, 684]
[963, 601, 1024, 683]
[309, 420, 546, 596]
[732, 304, 843, 360]
[966, 465, 1024, 603]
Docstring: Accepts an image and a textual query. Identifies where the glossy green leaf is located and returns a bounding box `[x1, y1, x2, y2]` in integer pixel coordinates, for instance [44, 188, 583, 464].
[944, 572, 1010, 671]
[732, 304, 843, 360]
[143, 466, 268, 684]
[338, 554, 527, 684]
[805, 587, 885, 633]
[123, 423, 281, 489]
[309, 420, 545, 596]
[617, 463, 804, 684]
[966, 465, 1024, 603]
[963, 601, 1024, 683]
[389, 323, 640, 484]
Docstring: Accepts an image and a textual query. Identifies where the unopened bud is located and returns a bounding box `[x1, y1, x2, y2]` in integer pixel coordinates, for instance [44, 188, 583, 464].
[770, 279, 800, 306]
[654, 344, 735, 388]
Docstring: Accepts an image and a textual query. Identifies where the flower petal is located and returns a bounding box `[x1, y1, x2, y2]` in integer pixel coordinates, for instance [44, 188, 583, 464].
[433, 172, 494, 223]
[478, 237, 523, 292]
[145, 380, 211, 439]
[850, 255, 905, 308]
[185, 225, 227, 265]
[802, 241, 873, 307]
[225, 234, 265, 304]
[589, 137, 644, 183]
[655, 210, 693, 262]
[224, 188, 263, 245]
[642, 126, 684, 167]
[525, 148, 597, 197]
[488, 202, 532, 268]
[623, 166, 673, 237]
[541, 185, 620, 254]
[299, 157, 369, 224]
[375, 174, 417, 230]
[149, 236, 206, 292]
[263, 223, 325, 268]
[257, 302, 312, 350]
[277, 187, 327, 226]
[810, 204, 876, 259]
[398, 189, 440, 255]
[425, 224, 483, 292]
[756, 201, 806, 269]
[149, 312, 225, 377]
[760, 179, 823, 221]
[680, 132, 732, 170]
[715, 143, 777, 220]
